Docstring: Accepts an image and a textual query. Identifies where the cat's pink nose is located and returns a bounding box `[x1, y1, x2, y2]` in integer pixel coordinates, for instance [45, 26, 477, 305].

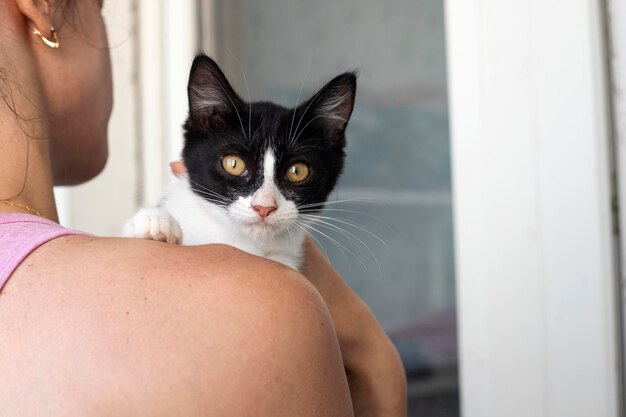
[253, 205, 277, 218]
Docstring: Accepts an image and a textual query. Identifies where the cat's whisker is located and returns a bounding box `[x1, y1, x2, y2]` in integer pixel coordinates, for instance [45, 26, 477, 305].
[171, 203, 225, 211]
[284, 223, 299, 249]
[297, 197, 382, 210]
[305, 217, 362, 249]
[291, 87, 348, 145]
[189, 184, 229, 198]
[226, 48, 253, 141]
[289, 86, 326, 146]
[291, 143, 325, 151]
[299, 214, 389, 250]
[184, 192, 226, 202]
[299, 208, 390, 227]
[289, 54, 313, 145]
[212, 78, 247, 140]
[250, 124, 263, 145]
[283, 224, 292, 246]
[297, 221, 368, 271]
[299, 216, 353, 246]
[300, 207, 378, 214]
[187, 179, 230, 199]
[301, 217, 382, 278]
[187, 183, 232, 206]
[293, 114, 343, 144]
[189, 190, 230, 205]
[188, 200, 227, 208]
[298, 222, 365, 271]
[293, 222, 331, 262]
[181, 195, 228, 207]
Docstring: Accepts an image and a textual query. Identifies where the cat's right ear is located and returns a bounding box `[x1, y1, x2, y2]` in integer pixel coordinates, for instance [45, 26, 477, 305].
[187, 54, 242, 128]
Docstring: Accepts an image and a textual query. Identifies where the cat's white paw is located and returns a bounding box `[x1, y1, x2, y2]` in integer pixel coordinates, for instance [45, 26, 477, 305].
[123, 208, 183, 244]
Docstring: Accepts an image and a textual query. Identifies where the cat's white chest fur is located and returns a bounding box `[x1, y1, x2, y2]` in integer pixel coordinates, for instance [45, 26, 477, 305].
[124, 176, 306, 270]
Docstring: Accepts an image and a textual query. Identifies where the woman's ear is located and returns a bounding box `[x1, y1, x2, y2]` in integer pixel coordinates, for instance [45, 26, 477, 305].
[14, 0, 56, 40]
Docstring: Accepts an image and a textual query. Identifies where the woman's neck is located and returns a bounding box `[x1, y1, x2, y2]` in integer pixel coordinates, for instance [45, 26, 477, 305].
[0, 12, 58, 222]
[0, 131, 58, 222]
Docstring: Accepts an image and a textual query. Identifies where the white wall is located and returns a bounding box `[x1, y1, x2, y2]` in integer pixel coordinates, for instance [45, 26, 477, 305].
[446, 0, 620, 416]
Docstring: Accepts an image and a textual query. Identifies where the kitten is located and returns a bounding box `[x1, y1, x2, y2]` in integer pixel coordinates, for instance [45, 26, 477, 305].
[123, 54, 356, 270]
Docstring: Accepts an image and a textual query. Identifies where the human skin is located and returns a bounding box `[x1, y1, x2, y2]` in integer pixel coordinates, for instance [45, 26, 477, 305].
[1, 239, 355, 416]
[0, 1, 407, 416]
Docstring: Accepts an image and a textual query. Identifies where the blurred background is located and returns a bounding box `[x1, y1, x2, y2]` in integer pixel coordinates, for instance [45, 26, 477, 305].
[55, 1, 626, 417]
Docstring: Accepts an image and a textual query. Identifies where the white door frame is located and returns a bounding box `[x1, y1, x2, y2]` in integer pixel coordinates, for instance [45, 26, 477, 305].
[445, 0, 621, 416]
[607, 0, 626, 407]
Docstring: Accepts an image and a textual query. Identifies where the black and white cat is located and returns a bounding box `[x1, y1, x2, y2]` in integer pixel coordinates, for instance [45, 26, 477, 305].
[123, 54, 356, 270]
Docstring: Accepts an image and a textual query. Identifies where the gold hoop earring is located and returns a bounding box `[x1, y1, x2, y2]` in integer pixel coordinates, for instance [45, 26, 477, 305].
[32, 27, 60, 49]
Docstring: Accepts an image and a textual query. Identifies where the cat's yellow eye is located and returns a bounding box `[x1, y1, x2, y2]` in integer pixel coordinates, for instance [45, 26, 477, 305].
[222, 155, 247, 176]
[285, 163, 310, 183]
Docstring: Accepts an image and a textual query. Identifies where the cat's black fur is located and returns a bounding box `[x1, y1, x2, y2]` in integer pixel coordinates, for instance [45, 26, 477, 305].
[182, 54, 356, 212]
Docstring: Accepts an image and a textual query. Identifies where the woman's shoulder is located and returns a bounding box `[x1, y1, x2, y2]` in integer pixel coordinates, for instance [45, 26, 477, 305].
[0, 236, 339, 416]
[19, 235, 253, 281]
[7, 234, 308, 300]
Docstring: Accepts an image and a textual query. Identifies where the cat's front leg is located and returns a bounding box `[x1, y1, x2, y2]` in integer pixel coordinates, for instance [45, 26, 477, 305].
[123, 208, 183, 244]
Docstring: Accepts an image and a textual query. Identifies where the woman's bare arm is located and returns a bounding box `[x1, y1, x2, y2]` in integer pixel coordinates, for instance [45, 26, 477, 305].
[300, 237, 407, 417]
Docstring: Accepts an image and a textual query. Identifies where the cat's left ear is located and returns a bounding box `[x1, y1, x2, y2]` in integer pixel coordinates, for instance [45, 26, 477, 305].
[301, 72, 357, 135]
[187, 54, 243, 129]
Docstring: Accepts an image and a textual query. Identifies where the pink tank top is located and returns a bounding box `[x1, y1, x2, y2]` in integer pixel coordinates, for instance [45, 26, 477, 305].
[0, 214, 87, 291]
